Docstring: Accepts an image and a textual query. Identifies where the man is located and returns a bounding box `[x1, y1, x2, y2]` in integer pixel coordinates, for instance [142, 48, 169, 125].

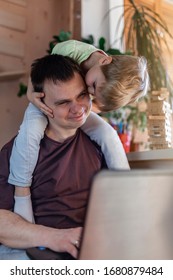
[0, 55, 107, 259]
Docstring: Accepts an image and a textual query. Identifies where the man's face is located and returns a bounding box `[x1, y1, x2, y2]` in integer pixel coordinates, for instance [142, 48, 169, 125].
[44, 72, 91, 137]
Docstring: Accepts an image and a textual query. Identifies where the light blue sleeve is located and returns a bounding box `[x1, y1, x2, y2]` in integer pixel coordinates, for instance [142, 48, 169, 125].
[81, 112, 130, 170]
[8, 103, 48, 187]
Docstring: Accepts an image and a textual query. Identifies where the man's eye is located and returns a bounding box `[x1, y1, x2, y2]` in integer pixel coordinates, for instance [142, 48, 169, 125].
[56, 101, 70, 106]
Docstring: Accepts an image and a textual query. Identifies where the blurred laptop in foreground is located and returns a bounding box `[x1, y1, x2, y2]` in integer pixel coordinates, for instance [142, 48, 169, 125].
[79, 170, 173, 260]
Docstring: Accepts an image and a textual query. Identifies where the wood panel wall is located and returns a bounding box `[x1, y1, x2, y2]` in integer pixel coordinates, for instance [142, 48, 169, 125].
[0, 0, 81, 149]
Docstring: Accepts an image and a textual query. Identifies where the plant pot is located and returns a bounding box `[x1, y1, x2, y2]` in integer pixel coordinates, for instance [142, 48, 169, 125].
[118, 132, 131, 153]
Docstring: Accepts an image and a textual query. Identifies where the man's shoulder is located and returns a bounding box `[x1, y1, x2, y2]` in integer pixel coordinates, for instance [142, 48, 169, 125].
[1, 137, 15, 152]
[78, 129, 107, 168]
[78, 129, 105, 158]
[79, 129, 101, 147]
[0, 138, 15, 184]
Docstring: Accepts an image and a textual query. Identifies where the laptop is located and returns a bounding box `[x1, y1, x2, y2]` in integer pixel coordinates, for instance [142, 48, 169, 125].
[79, 169, 173, 260]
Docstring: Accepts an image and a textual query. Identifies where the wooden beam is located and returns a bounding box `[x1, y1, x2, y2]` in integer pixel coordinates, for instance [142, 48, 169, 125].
[0, 70, 25, 81]
[0, 37, 25, 57]
[6, 0, 26, 7]
[0, 10, 26, 32]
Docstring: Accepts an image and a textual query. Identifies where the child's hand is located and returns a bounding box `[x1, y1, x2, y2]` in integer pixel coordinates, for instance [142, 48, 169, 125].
[27, 77, 54, 118]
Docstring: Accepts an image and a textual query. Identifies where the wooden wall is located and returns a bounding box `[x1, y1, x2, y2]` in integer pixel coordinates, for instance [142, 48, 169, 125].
[0, 0, 81, 149]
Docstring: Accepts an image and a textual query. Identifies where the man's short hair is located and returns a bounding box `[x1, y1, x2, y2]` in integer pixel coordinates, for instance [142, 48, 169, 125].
[31, 54, 84, 92]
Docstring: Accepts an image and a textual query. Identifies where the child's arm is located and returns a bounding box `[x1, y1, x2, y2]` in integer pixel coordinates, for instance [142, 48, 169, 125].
[81, 112, 130, 170]
[8, 103, 48, 186]
[8, 103, 48, 222]
[14, 187, 35, 223]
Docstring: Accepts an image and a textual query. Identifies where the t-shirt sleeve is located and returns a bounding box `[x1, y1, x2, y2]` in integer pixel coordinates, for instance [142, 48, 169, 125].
[91, 140, 108, 170]
[101, 154, 108, 169]
[51, 40, 99, 65]
[0, 142, 15, 210]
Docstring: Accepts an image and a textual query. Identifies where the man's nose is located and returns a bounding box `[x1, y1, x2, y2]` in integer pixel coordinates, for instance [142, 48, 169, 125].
[70, 102, 84, 114]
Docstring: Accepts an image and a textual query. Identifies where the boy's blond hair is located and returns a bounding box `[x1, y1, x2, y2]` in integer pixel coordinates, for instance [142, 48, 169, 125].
[97, 55, 149, 112]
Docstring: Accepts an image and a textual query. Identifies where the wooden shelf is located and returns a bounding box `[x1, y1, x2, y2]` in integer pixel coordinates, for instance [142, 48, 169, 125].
[127, 149, 173, 170]
[127, 149, 173, 162]
[0, 70, 26, 81]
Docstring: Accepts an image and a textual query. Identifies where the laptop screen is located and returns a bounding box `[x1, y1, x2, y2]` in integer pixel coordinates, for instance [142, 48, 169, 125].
[79, 169, 173, 260]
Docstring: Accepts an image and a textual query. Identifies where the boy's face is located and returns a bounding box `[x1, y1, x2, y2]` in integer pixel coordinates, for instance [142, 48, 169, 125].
[85, 65, 106, 108]
[44, 72, 91, 137]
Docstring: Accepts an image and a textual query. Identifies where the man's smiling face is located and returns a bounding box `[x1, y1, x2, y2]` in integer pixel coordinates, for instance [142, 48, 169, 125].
[44, 72, 91, 139]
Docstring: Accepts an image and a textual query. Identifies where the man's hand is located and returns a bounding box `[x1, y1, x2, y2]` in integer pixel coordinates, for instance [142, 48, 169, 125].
[0, 210, 82, 259]
[45, 227, 82, 259]
[27, 77, 54, 118]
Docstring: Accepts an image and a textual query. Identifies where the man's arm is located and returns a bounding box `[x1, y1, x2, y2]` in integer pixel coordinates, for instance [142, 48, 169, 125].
[0, 209, 81, 258]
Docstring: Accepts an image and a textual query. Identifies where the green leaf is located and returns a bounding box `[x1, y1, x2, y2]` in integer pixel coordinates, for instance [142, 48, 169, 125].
[17, 83, 27, 97]
[98, 37, 106, 51]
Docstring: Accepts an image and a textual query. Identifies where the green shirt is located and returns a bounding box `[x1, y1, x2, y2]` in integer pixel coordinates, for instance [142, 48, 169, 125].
[52, 40, 104, 65]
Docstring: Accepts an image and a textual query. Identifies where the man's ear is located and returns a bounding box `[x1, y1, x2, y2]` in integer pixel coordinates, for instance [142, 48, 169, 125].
[99, 56, 112, 65]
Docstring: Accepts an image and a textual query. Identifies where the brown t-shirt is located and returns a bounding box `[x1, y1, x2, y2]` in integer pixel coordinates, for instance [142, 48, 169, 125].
[0, 129, 106, 229]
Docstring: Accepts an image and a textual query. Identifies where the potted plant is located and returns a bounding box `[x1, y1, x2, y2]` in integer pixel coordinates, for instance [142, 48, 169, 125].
[108, 0, 173, 93]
